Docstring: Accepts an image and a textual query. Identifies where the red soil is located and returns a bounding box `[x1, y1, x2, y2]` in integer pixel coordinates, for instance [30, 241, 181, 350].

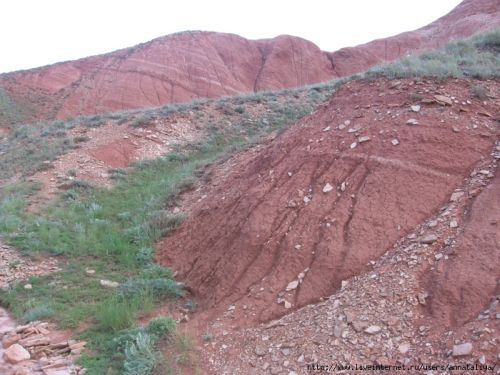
[156, 77, 499, 330]
[0, 0, 498, 123]
[89, 139, 138, 168]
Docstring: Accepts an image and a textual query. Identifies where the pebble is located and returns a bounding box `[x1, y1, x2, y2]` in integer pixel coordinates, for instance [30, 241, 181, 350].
[449, 220, 458, 228]
[398, 343, 411, 354]
[254, 345, 267, 357]
[322, 183, 334, 193]
[406, 118, 419, 125]
[411, 105, 421, 112]
[391, 139, 399, 146]
[99, 279, 120, 288]
[452, 342, 473, 357]
[286, 280, 299, 291]
[450, 191, 464, 202]
[419, 234, 437, 244]
[23, 284, 32, 290]
[364, 325, 381, 335]
[350, 142, 357, 149]
[358, 136, 371, 143]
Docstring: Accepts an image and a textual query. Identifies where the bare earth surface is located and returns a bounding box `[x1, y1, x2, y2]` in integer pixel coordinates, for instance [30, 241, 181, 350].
[155, 77, 500, 374]
[0, 0, 498, 122]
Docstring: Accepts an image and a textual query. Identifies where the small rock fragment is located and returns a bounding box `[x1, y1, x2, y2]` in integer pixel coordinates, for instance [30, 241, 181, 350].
[411, 105, 421, 112]
[434, 95, 453, 106]
[391, 139, 399, 146]
[322, 183, 334, 193]
[99, 279, 120, 288]
[419, 234, 438, 244]
[406, 118, 419, 125]
[358, 136, 371, 143]
[450, 191, 464, 202]
[286, 280, 299, 291]
[4, 343, 30, 363]
[452, 342, 473, 357]
[398, 343, 411, 354]
[364, 325, 381, 335]
[254, 344, 267, 357]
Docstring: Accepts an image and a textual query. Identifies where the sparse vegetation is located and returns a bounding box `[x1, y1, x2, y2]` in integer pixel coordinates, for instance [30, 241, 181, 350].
[470, 83, 490, 99]
[366, 28, 500, 79]
[0, 28, 498, 374]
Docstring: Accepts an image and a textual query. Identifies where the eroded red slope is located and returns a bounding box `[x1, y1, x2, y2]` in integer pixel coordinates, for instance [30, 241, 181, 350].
[156, 77, 499, 326]
[0, 0, 498, 123]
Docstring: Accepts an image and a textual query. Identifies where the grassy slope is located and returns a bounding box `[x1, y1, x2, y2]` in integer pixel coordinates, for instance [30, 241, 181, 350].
[0, 28, 498, 374]
[0, 84, 337, 374]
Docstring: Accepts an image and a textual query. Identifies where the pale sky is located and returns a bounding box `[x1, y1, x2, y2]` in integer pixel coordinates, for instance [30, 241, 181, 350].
[1, 0, 463, 74]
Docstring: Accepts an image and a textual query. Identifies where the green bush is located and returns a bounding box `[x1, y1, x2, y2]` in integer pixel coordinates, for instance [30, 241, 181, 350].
[123, 332, 156, 375]
[96, 297, 136, 332]
[23, 304, 55, 322]
[147, 316, 176, 338]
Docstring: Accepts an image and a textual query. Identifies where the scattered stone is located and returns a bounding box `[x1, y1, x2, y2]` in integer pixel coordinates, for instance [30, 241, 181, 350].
[450, 191, 464, 202]
[358, 136, 371, 143]
[452, 342, 473, 357]
[427, 220, 438, 228]
[449, 220, 458, 228]
[364, 325, 381, 335]
[435, 253, 443, 260]
[398, 343, 411, 354]
[23, 284, 32, 290]
[406, 118, 419, 125]
[323, 126, 331, 132]
[350, 142, 357, 149]
[85, 269, 96, 275]
[419, 234, 438, 244]
[391, 139, 399, 146]
[411, 105, 421, 112]
[4, 343, 30, 363]
[434, 95, 453, 106]
[284, 301, 292, 309]
[417, 292, 428, 305]
[99, 279, 120, 288]
[286, 280, 299, 291]
[254, 344, 267, 357]
[322, 183, 334, 193]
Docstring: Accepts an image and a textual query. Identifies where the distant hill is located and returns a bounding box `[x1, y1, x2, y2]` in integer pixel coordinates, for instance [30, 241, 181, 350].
[0, 0, 498, 124]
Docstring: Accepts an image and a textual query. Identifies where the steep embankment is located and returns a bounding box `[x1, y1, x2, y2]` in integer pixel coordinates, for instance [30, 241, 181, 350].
[156, 77, 499, 373]
[156, 77, 499, 325]
[0, 0, 498, 123]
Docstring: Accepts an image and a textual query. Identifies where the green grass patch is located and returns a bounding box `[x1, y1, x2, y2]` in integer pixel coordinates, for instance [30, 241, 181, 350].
[0, 81, 332, 373]
[366, 28, 500, 79]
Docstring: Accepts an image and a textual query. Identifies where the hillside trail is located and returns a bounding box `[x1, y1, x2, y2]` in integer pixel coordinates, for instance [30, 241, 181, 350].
[154, 77, 500, 374]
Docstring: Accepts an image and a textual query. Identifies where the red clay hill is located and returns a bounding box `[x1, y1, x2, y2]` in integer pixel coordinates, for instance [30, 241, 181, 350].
[0, 0, 498, 123]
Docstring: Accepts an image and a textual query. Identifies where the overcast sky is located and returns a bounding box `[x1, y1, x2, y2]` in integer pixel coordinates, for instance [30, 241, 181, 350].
[1, 0, 463, 74]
